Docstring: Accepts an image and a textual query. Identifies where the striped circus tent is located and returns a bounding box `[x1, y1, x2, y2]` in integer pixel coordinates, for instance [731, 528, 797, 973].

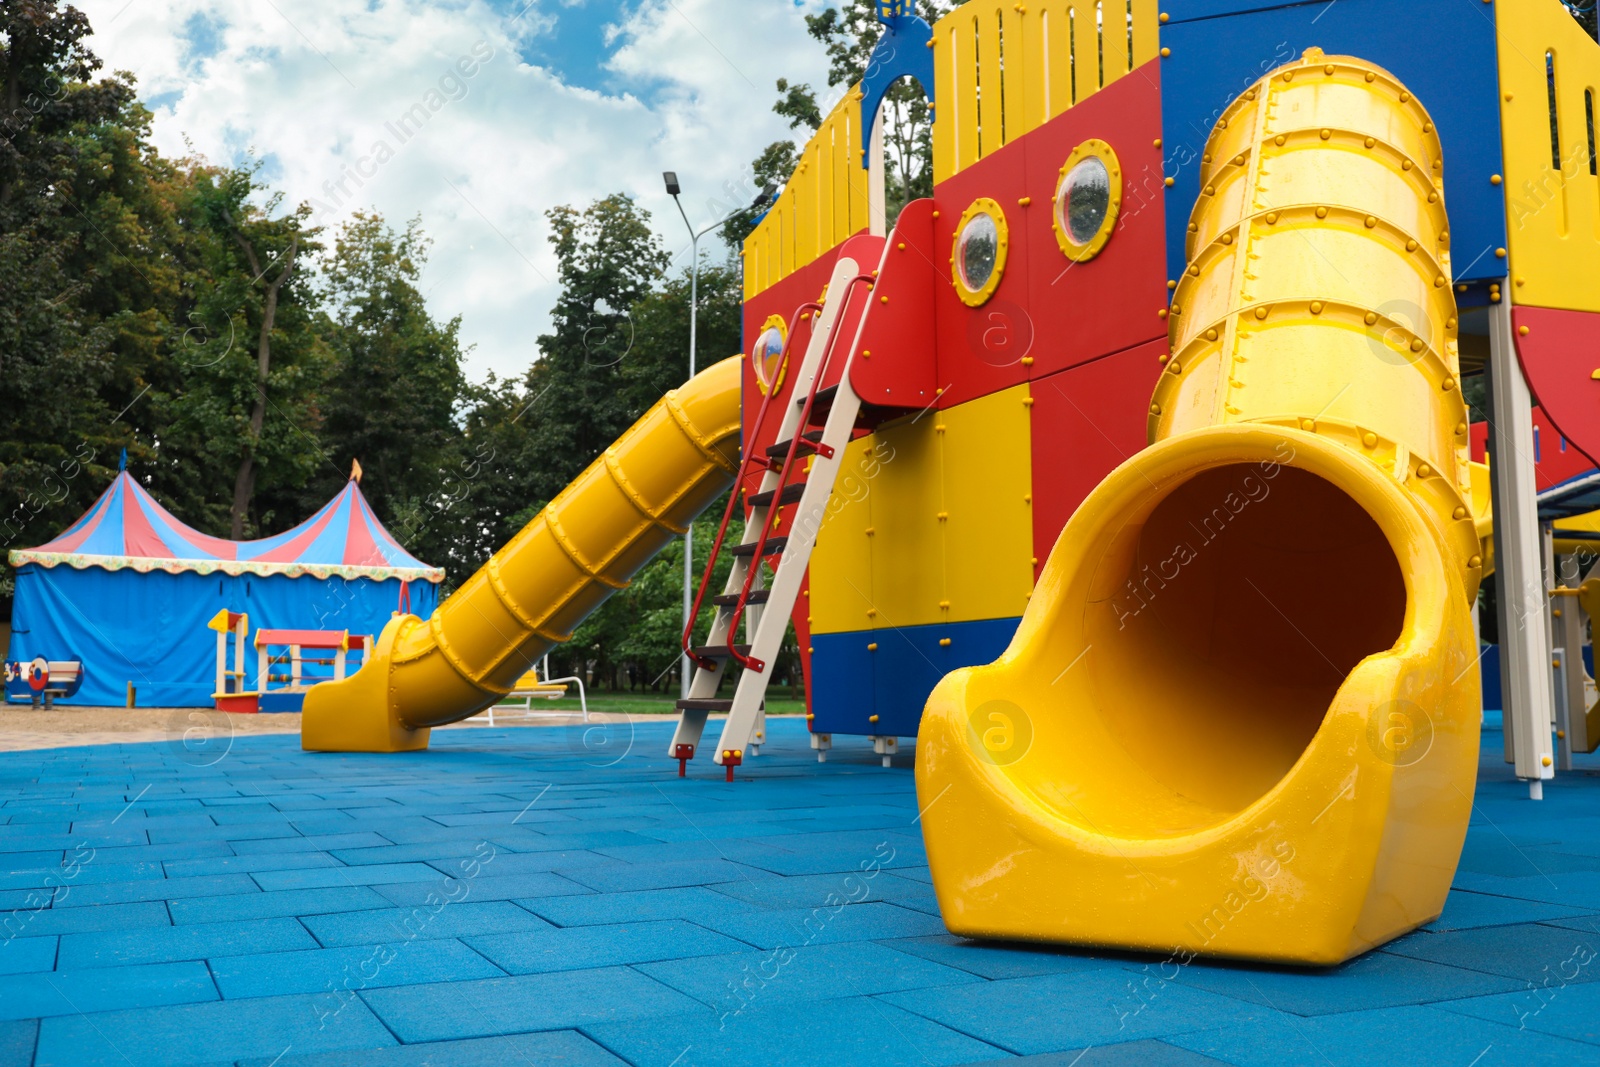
[7, 465, 441, 707]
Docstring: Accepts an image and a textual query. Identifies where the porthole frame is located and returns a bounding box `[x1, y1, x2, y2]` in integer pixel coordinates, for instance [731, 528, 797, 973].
[951, 197, 1010, 307]
[1053, 139, 1123, 263]
[751, 313, 789, 396]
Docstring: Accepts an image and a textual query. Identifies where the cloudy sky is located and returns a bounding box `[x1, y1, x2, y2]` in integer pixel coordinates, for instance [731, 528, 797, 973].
[75, 0, 833, 381]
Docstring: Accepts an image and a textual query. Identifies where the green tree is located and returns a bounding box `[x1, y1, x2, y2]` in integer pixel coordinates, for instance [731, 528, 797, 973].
[0, 1, 165, 556]
[309, 212, 467, 566]
[154, 165, 330, 539]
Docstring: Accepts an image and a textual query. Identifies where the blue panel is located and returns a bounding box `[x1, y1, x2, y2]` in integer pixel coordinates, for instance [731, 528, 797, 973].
[1159, 0, 1507, 287]
[814, 617, 1021, 737]
[873, 626, 947, 736]
[5, 565, 437, 707]
[809, 629, 876, 735]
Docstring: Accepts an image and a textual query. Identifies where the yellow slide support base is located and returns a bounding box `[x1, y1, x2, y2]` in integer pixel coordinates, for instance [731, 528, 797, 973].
[916, 51, 1481, 965]
[302, 356, 743, 753]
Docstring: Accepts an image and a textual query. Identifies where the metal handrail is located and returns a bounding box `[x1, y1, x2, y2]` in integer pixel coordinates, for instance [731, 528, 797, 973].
[726, 272, 878, 672]
[680, 300, 824, 670]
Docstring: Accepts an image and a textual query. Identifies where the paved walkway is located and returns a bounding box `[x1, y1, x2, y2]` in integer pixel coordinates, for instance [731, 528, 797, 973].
[0, 718, 1594, 1066]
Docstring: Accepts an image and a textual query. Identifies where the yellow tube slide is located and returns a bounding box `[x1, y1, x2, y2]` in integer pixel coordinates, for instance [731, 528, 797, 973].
[916, 50, 1482, 964]
[302, 356, 742, 752]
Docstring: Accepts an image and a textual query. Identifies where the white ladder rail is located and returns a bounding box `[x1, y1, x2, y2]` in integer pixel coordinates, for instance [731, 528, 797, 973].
[712, 375, 863, 763]
[708, 251, 881, 764]
[666, 250, 869, 757]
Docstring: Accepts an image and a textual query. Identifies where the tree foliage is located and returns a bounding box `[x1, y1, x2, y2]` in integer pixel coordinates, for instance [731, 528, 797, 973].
[0, 1, 797, 697]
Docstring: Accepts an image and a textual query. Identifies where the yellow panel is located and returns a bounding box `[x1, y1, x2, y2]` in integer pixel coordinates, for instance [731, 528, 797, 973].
[809, 434, 879, 635]
[1497, 0, 1600, 313]
[939, 385, 1035, 623]
[740, 86, 869, 302]
[930, 0, 1158, 183]
[956, 11, 981, 174]
[932, 12, 959, 184]
[1131, 0, 1157, 66]
[867, 416, 947, 630]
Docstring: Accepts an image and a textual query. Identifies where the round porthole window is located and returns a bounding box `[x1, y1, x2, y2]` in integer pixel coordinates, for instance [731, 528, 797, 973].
[1053, 139, 1123, 262]
[952, 197, 1009, 307]
[751, 315, 788, 395]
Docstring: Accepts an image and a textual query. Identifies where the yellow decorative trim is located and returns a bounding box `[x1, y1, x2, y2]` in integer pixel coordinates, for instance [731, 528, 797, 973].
[952, 197, 1009, 307]
[1053, 139, 1123, 262]
[544, 508, 628, 590]
[664, 391, 739, 473]
[485, 557, 567, 644]
[751, 314, 789, 396]
[604, 449, 690, 536]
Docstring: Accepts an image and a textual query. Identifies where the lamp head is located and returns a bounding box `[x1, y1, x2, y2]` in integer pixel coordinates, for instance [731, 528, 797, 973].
[662, 171, 681, 196]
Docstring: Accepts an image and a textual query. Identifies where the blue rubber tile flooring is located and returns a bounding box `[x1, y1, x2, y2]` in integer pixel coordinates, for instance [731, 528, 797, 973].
[300, 899, 552, 946]
[464, 919, 749, 974]
[0, 960, 215, 1019]
[209, 938, 505, 998]
[237, 1030, 628, 1066]
[0, 717, 1593, 1065]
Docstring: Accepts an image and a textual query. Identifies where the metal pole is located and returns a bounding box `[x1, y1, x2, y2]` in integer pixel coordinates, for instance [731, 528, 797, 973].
[683, 232, 700, 699]
[666, 181, 773, 699]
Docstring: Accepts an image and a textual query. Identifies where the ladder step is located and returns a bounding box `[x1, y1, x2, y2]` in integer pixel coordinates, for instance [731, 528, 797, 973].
[713, 589, 770, 606]
[675, 698, 732, 712]
[765, 431, 824, 459]
[799, 384, 839, 419]
[732, 537, 787, 557]
[748, 482, 805, 508]
[691, 645, 753, 660]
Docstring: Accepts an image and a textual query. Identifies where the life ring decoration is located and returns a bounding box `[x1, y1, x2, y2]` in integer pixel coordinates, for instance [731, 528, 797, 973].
[26, 657, 47, 691]
[751, 314, 789, 396]
[1053, 138, 1123, 263]
[952, 197, 1009, 307]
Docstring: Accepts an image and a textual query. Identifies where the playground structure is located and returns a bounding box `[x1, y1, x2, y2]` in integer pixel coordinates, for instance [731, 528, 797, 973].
[3, 658, 84, 708]
[299, 0, 1600, 963]
[257, 629, 369, 713]
[209, 609, 255, 713]
[209, 609, 372, 714]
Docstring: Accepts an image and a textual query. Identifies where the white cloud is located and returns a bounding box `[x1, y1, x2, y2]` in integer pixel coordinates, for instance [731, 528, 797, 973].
[76, 0, 833, 381]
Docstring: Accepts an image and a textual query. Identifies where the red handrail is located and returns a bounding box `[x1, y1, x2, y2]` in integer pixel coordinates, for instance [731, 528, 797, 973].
[681, 300, 823, 670]
[726, 272, 878, 672]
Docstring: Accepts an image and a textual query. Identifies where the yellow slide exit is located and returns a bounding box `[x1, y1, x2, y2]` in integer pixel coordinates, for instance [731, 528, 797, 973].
[302, 356, 742, 752]
[916, 50, 1484, 964]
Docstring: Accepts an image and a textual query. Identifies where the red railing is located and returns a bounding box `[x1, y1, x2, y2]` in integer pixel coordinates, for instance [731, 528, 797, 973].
[681, 299, 822, 671]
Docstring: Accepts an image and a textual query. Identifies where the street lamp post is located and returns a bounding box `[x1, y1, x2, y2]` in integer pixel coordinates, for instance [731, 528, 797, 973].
[663, 172, 774, 698]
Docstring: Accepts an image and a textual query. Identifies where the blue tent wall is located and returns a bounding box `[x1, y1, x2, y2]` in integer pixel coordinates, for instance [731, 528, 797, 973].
[6, 564, 438, 707]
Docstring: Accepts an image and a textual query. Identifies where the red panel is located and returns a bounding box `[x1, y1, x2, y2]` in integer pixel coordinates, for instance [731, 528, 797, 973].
[815, 234, 886, 397]
[741, 252, 836, 465]
[255, 629, 347, 650]
[850, 199, 938, 408]
[1512, 306, 1600, 469]
[1030, 338, 1167, 580]
[930, 132, 1032, 409]
[1469, 404, 1595, 494]
[1023, 61, 1168, 381]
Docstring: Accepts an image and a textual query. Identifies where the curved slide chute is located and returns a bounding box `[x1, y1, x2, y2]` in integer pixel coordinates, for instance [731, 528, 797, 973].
[916, 50, 1482, 964]
[303, 356, 743, 752]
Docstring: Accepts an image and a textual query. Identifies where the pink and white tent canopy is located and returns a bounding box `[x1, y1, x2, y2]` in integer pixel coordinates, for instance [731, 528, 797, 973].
[10, 473, 442, 583]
